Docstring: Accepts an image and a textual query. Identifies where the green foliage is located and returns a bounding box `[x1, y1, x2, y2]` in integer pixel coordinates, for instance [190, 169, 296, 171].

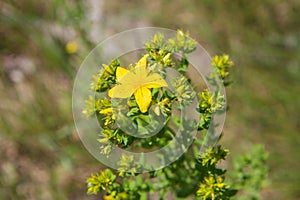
[210, 55, 233, 86]
[198, 89, 226, 130]
[200, 145, 229, 167]
[167, 30, 196, 54]
[196, 147, 236, 200]
[229, 145, 269, 200]
[90, 59, 119, 92]
[85, 30, 269, 199]
[197, 176, 231, 200]
[86, 169, 117, 194]
[172, 75, 196, 107]
[86, 168, 155, 200]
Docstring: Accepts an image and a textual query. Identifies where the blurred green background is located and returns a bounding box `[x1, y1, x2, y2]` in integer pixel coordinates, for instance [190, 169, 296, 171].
[1, 0, 299, 199]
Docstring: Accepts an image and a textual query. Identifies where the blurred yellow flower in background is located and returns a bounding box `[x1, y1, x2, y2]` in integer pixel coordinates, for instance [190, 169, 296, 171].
[65, 41, 78, 54]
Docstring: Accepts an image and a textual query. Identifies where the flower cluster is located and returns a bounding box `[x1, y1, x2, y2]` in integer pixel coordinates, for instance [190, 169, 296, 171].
[209, 54, 234, 86]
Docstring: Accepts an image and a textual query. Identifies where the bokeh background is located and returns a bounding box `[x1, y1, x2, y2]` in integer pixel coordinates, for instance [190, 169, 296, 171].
[1, 0, 299, 199]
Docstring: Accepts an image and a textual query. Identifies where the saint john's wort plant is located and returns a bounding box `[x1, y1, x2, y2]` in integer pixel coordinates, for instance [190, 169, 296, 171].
[83, 30, 268, 200]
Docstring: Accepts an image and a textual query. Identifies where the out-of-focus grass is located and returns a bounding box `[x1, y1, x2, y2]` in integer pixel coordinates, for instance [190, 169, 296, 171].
[0, 0, 100, 199]
[1, 0, 300, 199]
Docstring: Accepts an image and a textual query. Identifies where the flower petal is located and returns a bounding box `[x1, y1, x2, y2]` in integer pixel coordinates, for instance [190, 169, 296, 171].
[143, 73, 168, 88]
[108, 85, 135, 98]
[99, 107, 113, 114]
[134, 87, 152, 113]
[116, 67, 129, 82]
[136, 54, 148, 67]
[134, 55, 149, 79]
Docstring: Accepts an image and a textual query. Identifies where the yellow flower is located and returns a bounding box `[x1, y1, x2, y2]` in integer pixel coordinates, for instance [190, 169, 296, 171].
[108, 55, 168, 113]
[102, 64, 115, 75]
[104, 191, 116, 200]
[99, 107, 113, 115]
[65, 41, 78, 54]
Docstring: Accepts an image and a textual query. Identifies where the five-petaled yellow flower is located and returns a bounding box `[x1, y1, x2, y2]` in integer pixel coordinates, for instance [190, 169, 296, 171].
[108, 55, 168, 113]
